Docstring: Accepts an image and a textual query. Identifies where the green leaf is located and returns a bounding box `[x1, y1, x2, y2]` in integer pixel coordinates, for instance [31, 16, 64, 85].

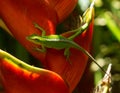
[104, 12, 120, 42]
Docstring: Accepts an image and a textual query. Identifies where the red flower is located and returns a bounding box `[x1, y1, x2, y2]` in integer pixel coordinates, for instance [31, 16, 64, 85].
[0, 0, 94, 92]
[0, 0, 77, 64]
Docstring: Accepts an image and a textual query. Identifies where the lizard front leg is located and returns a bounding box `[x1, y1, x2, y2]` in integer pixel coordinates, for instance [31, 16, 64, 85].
[33, 23, 46, 36]
[34, 45, 46, 53]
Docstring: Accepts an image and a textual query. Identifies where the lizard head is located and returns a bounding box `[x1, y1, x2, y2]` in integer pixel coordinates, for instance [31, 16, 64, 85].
[26, 34, 42, 45]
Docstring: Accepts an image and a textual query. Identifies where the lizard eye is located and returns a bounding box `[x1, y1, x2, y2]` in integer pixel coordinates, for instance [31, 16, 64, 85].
[26, 35, 40, 43]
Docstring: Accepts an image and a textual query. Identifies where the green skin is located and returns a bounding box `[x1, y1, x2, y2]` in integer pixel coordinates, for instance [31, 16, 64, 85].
[27, 22, 88, 57]
[27, 1, 107, 74]
[27, 23, 106, 74]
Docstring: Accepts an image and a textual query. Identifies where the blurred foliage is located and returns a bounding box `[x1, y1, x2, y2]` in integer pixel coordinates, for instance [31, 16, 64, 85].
[0, 0, 120, 93]
[92, 0, 120, 93]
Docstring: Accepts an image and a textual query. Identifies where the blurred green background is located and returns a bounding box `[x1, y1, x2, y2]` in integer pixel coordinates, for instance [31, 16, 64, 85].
[0, 0, 120, 93]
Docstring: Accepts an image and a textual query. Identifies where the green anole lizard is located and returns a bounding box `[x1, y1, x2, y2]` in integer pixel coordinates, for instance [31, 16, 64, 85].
[27, 0, 107, 73]
[27, 0, 95, 53]
[27, 0, 95, 57]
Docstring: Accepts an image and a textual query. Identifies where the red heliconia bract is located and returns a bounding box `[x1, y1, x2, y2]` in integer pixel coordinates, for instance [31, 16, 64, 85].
[47, 0, 78, 22]
[0, 0, 78, 65]
[0, 0, 94, 92]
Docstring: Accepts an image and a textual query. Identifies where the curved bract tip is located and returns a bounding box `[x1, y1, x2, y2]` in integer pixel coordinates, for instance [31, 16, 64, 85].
[0, 49, 69, 93]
